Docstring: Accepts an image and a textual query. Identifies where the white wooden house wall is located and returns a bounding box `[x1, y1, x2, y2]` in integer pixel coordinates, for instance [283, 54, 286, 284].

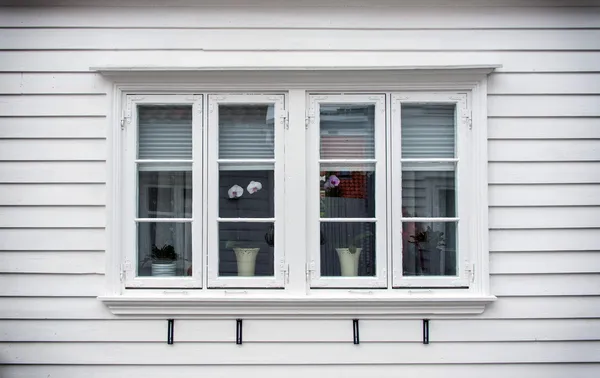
[0, 1, 599, 376]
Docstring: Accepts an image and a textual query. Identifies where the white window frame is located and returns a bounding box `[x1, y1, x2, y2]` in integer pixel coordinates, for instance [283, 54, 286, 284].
[307, 94, 388, 288]
[122, 94, 203, 288]
[206, 94, 287, 288]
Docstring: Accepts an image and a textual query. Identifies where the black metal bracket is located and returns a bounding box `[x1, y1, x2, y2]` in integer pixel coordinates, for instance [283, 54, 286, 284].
[422, 319, 430, 345]
[236, 319, 243, 345]
[353, 319, 360, 345]
[167, 319, 174, 345]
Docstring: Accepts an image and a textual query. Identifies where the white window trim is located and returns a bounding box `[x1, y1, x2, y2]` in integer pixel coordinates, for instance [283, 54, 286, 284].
[99, 68, 496, 318]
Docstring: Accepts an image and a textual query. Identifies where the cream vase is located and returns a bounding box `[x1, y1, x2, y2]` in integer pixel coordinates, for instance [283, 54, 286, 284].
[335, 248, 362, 276]
[151, 261, 177, 277]
[233, 247, 260, 276]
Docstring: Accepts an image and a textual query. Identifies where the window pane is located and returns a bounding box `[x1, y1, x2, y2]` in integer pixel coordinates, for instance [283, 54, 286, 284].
[138, 222, 192, 277]
[219, 105, 274, 159]
[219, 167, 274, 218]
[218, 222, 275, 277]
[401, 104, 455, 159]
[402, 163, 456, 218]
[402, 221, 456, 276]
[138, 170, 192, 218]
[320, 104, 375, 159]
[320, 222, 376, 277]
[138, 105, 192, 160]
[320, 164, 375, 218]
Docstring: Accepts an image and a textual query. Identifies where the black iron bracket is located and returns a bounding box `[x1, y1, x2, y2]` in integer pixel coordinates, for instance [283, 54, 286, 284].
[423, 319, 430, 345]
[167, 319, 174, 345]
[236, 319, 243, 345]
[353, 319, 360, 345]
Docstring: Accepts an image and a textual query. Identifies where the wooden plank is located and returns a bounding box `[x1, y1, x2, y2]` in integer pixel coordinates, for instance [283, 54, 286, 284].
[489, 207, 600, 229]
[490, 229, 600, 252]
[489, 73, 600, 95]
[489, 184, 600, 206]
[0, 298, 115, 319]
[0, 139, 106, 161]
[1, 341, 598, 364]
[0, 274, 103, 297]
[0, 73, 108, 95]
[491, 252, 600, 274]
[489, 140, 600, 162]
[2, 29, 599, 51]
[489, 162, 600, 184]
[0, 95, 106, 117]
[0, 117, 107, 138]
[488, 118, 600, 140]
[0, 206, 105, 228]
[1, 51, 599, 73]
[0, 229, 105, 250]
[4, 364, 600, 378]
[0, 184, 106, 205]
[0, 6, 598, 28]
[491, 274, 600, 296]
[489, 95, 600, 117]
[0, 251, 105, 274]
[0, 162, 107, 183]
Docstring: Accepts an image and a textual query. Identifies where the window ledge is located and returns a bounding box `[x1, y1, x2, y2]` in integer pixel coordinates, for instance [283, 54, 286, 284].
[98, 294, 496, 318]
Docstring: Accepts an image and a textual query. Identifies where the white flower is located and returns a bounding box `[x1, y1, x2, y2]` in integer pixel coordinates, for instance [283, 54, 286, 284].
[320, 175, 326, 182]
[228, 185, 244, 199]
[247, 181, 263, 194]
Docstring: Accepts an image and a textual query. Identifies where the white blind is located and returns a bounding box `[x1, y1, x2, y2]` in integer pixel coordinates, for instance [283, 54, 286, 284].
[320, 104, 375, 159]
[218, 105, 275, 159]
[138, 106, 193, 160]
[401, 104, 456, 159]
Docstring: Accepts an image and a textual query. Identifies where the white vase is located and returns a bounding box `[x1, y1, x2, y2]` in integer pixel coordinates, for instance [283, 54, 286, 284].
[151, 260, 176, 277]
[233, 248, 260, 276]
[336, 248, 362, 276]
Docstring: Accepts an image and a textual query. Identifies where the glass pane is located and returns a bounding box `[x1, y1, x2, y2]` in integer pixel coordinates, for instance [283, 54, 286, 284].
[320, 104, 375, 159]
[401, 104, 455, 159]
[320, 164, 375, 218]
[138, 105, 192, 160]
[138, 222, 192, 277]
[219, 167, 274, 218]
[219, 105, 275, 159]
[402, 221, 456, 276]
[402, 163, 456, 218]
[138, 170, 192, 218]
[320, 222, 376, 277]
[218, 222, 274, 277]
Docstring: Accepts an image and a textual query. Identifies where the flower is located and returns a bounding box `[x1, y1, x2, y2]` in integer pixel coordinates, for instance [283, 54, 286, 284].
[328, 175, 340, 187]
[228, 185, 244, 199]
[247, 181, 263, 194]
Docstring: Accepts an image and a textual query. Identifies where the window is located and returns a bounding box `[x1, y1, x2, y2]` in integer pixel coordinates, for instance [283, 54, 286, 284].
[102, 69, 494, 316]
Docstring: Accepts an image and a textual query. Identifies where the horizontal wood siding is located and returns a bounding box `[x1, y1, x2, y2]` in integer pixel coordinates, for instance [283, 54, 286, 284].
[0, 2, 598, 376]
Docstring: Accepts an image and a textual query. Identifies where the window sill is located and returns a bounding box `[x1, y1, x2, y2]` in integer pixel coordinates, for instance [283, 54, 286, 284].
[98, 293, 496, 318]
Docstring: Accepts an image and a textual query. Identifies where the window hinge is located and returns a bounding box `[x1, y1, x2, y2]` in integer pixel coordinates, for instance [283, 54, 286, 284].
[305, 115, 314, 130]
[281, 263, 290, 284]
[465, 263, 475, 283]
[465, 113, 472, 130]
[120, 116, 130, 130]
[306, 261, 316, 282]
[120, 260, 132, 283]
[282, 112, 289, 130]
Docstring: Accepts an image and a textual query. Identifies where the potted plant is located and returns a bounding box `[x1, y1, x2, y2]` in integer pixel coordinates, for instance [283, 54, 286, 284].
[150, 244, 178, 277]
[336, 231, 372, 276]
[408, 226, 446, 275]
[226, 240, 261, 277]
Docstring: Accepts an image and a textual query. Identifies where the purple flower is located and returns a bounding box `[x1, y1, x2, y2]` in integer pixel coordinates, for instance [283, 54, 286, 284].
[328, 175, 340, 187]
[324, 181, 333, 189]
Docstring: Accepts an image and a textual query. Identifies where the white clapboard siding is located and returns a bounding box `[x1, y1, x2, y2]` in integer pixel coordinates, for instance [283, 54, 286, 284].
[0, 206, 105, 228]
[489, 140, 600, 162]
[2, 29, 600, 51]
[0, 117, 107, 138]
[0, 251, 105, 274]
[2, 51, 600, 72]
[1, 341, 599, 364]
[489, 162, 600, 184]
[0, 274, 103, 297]
[0, 95, 106, 116]
[0, 139, 106, 161]
[0, 73, 108, 95]
[0, 298, 116, 320]
[488, 119, 600, 140]
[491, 274, 600, 296]
[489, 207, 600, 229]
[3, 364, 600, 378]
[0, 6, 599, 28]
[489, 95, 600, 117]
[489, 185, 600, 206]
[488, 73, 600, 95]
[490, 229, 600, 252]
[0, 162, 107, 183]
[0, 229, 105, 250]
[0, 184, 106, 205]
[490, 252, 600, 274]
